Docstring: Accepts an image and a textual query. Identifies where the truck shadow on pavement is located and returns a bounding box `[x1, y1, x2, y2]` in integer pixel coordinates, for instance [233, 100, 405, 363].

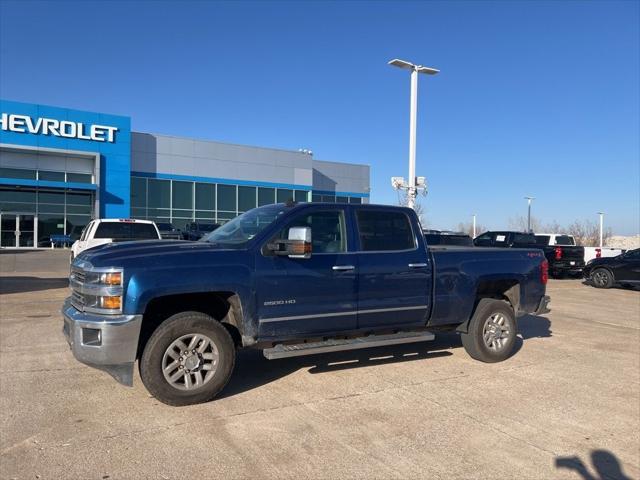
[556, 449, 633, 480]
[220, 315, 553, 399]
[0, 276, 69, 294]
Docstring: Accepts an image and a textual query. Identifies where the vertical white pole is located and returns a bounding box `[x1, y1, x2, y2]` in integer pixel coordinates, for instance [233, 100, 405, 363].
[407, 68, 418, 210]
[599, 212, 604, 248]
[472, 214, 476, 238]
[527, 199, 532, 233]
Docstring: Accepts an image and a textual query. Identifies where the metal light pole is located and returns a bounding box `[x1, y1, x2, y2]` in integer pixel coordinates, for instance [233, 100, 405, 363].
[472, 214, 477, 238]
[388, 58, 439, 210]
[597, 212, 604, 247]
[524, 196, 535, 232]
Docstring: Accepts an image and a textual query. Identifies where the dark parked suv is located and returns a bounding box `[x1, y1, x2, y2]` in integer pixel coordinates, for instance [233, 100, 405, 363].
[583, 249, 640, 289]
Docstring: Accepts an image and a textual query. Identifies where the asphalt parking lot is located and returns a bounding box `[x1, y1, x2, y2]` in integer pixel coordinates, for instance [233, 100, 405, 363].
[1, 250, 639, 480]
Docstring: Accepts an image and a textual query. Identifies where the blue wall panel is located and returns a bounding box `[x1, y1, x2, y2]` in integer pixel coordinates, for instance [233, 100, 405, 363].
[0, 99, 131, 218]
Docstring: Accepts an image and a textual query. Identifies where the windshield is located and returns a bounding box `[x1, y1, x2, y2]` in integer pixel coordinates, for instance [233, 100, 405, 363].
[202, 204, 288, 245]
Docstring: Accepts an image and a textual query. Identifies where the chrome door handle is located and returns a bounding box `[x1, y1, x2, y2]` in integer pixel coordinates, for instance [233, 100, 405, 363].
[332, 265, 355, 271]
[408, 263, 428, 268]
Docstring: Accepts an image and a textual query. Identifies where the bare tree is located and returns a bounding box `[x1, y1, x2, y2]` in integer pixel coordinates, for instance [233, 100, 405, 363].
[566, 219, 612, 246]
[397, 191, 428, 227]
[455, 221, 488, 238]
[508, 215, 542, 232]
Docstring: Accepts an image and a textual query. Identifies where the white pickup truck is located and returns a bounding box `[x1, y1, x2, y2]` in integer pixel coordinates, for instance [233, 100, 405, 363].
[70, 219, 161, 261]
[534, 233, 624, 264]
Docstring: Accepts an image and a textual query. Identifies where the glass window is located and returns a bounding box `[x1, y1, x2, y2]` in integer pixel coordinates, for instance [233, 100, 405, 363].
[147, 208, 171, 217]
[38, 191, 65, 204]
[294, 190, 308, 203]
[312, 194, 322, 203]
[0, 167, 36, 179]
[277, 189, 294, 203]
[66, 173, 92, 183]
[131, 207, 147, 219]
[349, 197, 362, 204]
[37, 214, 65, 247]
[66, 215, 91, 241]
[195, 183, 215, 210]
[216, 211, 236, 224]
[217, 184, 237, 212]
[512, 233, 536, 245]
[38, 170, 65, 182]
[66, 191, 92, 206]
[131, 177, 147, 208]
[94, 222, 160, 240]
[195, 210, 215, 220]
[148, 179, 170, 208]
[336, 196, 348, 204]
[204, 204, 287, 246]
[535, 235, 550, 246]
[554, 235, 575, 246]
[474, 232, 492, 246]
[280, 210, 346, 254]
[258, 187, 275, 207]
[238, 186, 256, 212]
[172, 181, 193, 210]
[321, 195, 335, 203]
[356, 210, 415, 252]
[0, 188, 36, 203]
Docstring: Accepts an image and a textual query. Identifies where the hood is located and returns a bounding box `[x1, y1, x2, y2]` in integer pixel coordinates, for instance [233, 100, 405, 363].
[76, 239, 241, 268]
[587, 255, 618, 267]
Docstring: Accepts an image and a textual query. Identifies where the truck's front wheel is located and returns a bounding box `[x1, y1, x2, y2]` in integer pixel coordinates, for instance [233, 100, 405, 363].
[140, 312, 236, 406]
[461, 299, 517, 363]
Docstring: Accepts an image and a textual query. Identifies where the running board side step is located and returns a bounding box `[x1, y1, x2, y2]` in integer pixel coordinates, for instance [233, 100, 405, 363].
[263, 331, 435, 360]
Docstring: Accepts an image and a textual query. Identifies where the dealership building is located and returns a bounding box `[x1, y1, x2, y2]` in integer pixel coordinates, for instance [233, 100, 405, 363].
[0, 99, 370, 247]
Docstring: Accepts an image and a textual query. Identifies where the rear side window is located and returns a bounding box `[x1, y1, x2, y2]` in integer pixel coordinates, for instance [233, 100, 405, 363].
[535, 235, 550, 246]
[512, 233, 535, 245]
[93, 222, 159, 240]
[357, 210, 415, 251]
[554, 235, 575, 246]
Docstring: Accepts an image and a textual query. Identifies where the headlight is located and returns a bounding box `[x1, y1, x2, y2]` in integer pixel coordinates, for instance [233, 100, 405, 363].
[70, 267, 124, 314]
[84, 270, 123, 286]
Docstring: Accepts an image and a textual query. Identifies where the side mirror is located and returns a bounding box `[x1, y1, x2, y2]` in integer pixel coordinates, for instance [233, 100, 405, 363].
[268, 226, 312, 259]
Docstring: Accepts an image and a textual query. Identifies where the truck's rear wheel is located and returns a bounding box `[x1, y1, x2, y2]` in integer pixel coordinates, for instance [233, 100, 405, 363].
[140, 311, 235, 406]
[461, 299, 517, 363]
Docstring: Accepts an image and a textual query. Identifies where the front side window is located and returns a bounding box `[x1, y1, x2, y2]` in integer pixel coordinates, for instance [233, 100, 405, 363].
[356, 210, 415, 252]
[278, 210, 346, 254]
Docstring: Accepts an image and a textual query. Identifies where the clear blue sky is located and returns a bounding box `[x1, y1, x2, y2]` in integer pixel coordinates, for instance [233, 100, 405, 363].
[1, 0, 638, 234]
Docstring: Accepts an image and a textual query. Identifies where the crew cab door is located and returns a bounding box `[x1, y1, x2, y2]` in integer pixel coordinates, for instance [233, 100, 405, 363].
[256, 207, 358, 337]
[354, 208, 432, 329]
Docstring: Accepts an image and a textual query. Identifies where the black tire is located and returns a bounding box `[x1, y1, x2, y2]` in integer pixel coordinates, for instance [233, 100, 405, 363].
[461, 299, 517, 363]
[591, 268, 614, 289]
[139, 311, 236, 406]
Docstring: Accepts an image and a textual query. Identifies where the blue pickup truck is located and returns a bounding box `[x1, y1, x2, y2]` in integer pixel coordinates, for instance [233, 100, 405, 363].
[63, 203, 550, 406]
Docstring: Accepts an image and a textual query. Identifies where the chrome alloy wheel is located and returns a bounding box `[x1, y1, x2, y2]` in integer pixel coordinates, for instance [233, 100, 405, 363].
[162, 334, 219, 391]
[592, 270, 609, 287]
[482, 313, 511, 352]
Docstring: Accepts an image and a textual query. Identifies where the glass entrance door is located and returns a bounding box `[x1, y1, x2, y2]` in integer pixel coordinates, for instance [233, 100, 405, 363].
[0, 214, 37, 247]
[1, 214, 17, 247]
[18, 215, 35, 247]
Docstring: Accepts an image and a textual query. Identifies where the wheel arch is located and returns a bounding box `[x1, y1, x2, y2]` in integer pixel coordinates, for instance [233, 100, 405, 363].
[137, 291, 245, 359]
[456, 279, 519, 334]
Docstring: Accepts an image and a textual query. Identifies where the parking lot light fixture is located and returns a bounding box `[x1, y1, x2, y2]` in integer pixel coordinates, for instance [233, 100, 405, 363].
[597, 212, 604, 247]
[388, 58, 439, 210]
[525, 197, 535, 233]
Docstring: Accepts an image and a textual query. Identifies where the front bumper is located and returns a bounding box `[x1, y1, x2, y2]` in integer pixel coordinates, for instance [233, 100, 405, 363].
[62, 298, 142, 386]
[534, 295, 551, 315]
